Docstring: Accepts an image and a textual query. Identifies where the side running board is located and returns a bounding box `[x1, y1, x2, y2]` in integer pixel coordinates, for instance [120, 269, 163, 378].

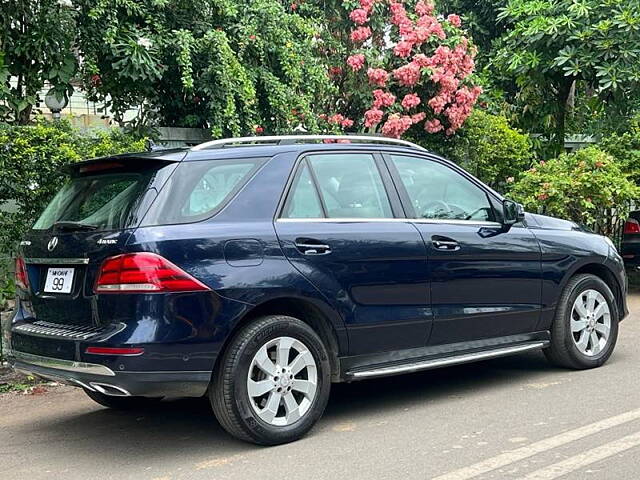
[347, 341, 548, 380]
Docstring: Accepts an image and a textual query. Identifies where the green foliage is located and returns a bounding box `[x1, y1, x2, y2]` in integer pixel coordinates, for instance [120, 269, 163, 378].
[425, 110, 534, 189]
[510, 147, 640, 234]
[493, 0, 640, 152]
[0, 119, 145, 308]
[598, 117, 640, 183]
[0, 0, 78, 124]
[74, 0, 334, 136]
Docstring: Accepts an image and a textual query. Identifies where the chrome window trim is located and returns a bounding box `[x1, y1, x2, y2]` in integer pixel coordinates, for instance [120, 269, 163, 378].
[24, 257, 90, 265]
[10, 351, 116, 376]
[276, 217, 502, 227]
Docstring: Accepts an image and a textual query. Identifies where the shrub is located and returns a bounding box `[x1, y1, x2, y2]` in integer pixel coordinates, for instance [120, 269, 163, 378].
[424, 110, 534, 189]
[510, 147, 640, 236]
[0, 119, 145, 309]
[598, 121, 640, 184]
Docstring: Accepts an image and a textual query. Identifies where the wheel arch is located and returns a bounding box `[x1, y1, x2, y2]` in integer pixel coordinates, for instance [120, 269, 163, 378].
[563, 263, 624, 319]
[216, 296, 345, 382]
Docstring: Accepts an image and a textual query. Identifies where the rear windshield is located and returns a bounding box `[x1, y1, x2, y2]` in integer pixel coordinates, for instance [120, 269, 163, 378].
[140, 158, 263, 226]
[33, 169, 157, 232]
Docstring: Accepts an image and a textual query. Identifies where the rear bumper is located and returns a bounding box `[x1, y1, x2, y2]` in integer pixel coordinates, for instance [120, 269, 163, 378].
[8, 350, 211, 398]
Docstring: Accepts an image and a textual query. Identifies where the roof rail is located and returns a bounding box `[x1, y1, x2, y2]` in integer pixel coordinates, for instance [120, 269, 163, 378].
[190, 134, 426, 151]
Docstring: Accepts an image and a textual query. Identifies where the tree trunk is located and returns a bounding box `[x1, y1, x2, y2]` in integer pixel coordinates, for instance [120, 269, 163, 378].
[552, 79, 573, 156]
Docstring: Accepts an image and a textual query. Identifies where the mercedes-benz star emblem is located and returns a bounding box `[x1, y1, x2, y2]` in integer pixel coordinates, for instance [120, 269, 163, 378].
[47, 237, 58, 252]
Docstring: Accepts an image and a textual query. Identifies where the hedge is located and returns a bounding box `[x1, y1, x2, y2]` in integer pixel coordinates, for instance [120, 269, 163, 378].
[0, 119, 146, 309]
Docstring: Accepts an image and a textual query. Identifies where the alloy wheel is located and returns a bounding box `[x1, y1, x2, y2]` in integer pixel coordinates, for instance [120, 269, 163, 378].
[247, 336, 318, 426]
[570, 289, 611, 356]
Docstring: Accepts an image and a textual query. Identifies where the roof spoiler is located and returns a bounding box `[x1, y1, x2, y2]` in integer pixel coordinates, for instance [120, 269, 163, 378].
[64, 150, 187, 175]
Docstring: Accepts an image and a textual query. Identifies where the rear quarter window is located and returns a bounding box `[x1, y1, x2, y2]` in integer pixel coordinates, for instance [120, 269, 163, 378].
[141, 158, 264, 226]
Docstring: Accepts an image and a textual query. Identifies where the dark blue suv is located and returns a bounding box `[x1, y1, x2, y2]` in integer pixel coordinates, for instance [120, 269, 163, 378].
[3, 135, 628, 445]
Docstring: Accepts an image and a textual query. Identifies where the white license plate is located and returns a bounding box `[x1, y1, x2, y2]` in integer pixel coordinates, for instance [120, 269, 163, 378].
[43, 267, 75, 294]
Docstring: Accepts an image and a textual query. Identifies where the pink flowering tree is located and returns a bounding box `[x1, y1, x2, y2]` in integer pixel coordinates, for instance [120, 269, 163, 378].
[321, 0, 482, 139]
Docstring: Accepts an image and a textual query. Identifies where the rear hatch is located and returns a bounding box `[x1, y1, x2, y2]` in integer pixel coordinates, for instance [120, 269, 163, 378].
[17, 152, 183, 327]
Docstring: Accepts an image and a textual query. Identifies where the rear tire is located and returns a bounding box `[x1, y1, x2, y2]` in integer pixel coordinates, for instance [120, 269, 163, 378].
[84, 389, 161, 410]
[544, 274, 619, 369]
[210, 315, 331, 445]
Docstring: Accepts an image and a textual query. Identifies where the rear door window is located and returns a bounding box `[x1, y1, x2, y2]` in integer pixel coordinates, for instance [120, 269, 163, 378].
[142, 158, 263, 226]
[282, 153, 393, 219]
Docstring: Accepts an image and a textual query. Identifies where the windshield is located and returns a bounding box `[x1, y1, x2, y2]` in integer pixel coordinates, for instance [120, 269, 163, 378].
[33, 171, 156, 232]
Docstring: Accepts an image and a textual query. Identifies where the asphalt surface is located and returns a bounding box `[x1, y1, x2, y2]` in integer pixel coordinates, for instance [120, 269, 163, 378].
[2, 294, 640, 480]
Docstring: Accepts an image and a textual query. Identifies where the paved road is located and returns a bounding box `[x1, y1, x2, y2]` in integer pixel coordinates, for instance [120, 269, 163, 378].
[3, 294, 640, 480]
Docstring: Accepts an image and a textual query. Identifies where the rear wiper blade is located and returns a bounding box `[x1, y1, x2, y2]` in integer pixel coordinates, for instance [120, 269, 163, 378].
[52, 221, 98, 232]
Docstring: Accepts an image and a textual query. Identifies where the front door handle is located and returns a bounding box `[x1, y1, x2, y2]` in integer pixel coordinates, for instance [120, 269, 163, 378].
[294, 239, 332, 255]
[431, 236, 460, 251]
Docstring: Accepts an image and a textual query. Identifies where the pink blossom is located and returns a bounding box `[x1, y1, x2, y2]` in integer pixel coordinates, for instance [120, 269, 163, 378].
[390, 2, 410, 30]
[393, 63, 421, 87]
[372, 89, 396, 108]
[414, 26, 431, 43]
[428, 94, 449, 114]
[401, 93, 421, 110]
[381, 114, 413, 138]
[328, 114, 345, 125]
[364, 108, 384, 127]
[412, 54, 430, 67]
[398, 20, 414, 37]
[367, 68, 389, 86]
[341, 118, 354, 128]
[425, 118, 443, 133]
[349, 8, 370, 25]
[447, 14, 462, 28]
[411, 112, 426, 123]
[415, 1, 434, 16]
[347, 54, 366, 71]
[350, 26, 372, 43]
[439, 74, 460, 92]
[359, 0, 375, 11]
[394, 40, 414, 58]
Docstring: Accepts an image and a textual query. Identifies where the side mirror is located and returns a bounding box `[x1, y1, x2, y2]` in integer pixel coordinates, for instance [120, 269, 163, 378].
[502, 199, 525, 226]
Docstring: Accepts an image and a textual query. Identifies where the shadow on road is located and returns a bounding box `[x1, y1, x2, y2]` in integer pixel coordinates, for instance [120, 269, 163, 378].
[13, 351, 560, 460]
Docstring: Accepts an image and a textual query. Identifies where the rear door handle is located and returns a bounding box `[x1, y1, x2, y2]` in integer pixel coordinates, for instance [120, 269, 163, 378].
[294, 239, 332, 255]
[431, 236, 460, 251]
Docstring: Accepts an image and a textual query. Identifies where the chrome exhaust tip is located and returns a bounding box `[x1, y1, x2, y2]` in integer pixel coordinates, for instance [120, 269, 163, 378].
[89, 382, 132, 397]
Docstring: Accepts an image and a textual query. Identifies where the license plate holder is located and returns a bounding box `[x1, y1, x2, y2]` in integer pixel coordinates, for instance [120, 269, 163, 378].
[43, 267, 75, 294]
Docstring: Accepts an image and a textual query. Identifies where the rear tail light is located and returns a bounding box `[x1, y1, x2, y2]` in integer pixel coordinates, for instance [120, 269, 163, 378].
[15, 256, 29, 290]
[624, 218, 640, 234]
[94, 252, 210, 293]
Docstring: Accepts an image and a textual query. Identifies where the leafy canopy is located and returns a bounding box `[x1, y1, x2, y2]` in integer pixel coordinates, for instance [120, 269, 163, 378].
[0, 0, 77, 124]
[493, 0, 640, 150]
[75, 0, 334, 137]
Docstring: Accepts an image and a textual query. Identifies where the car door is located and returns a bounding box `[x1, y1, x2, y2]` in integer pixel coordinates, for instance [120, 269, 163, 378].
[385, 152, 543, 345]
[274, 151, 431, 356]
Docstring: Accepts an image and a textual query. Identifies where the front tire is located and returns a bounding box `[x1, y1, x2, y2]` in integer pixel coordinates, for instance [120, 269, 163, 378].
[210, 315, 331, 445]
[545, 274, 619, 369]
